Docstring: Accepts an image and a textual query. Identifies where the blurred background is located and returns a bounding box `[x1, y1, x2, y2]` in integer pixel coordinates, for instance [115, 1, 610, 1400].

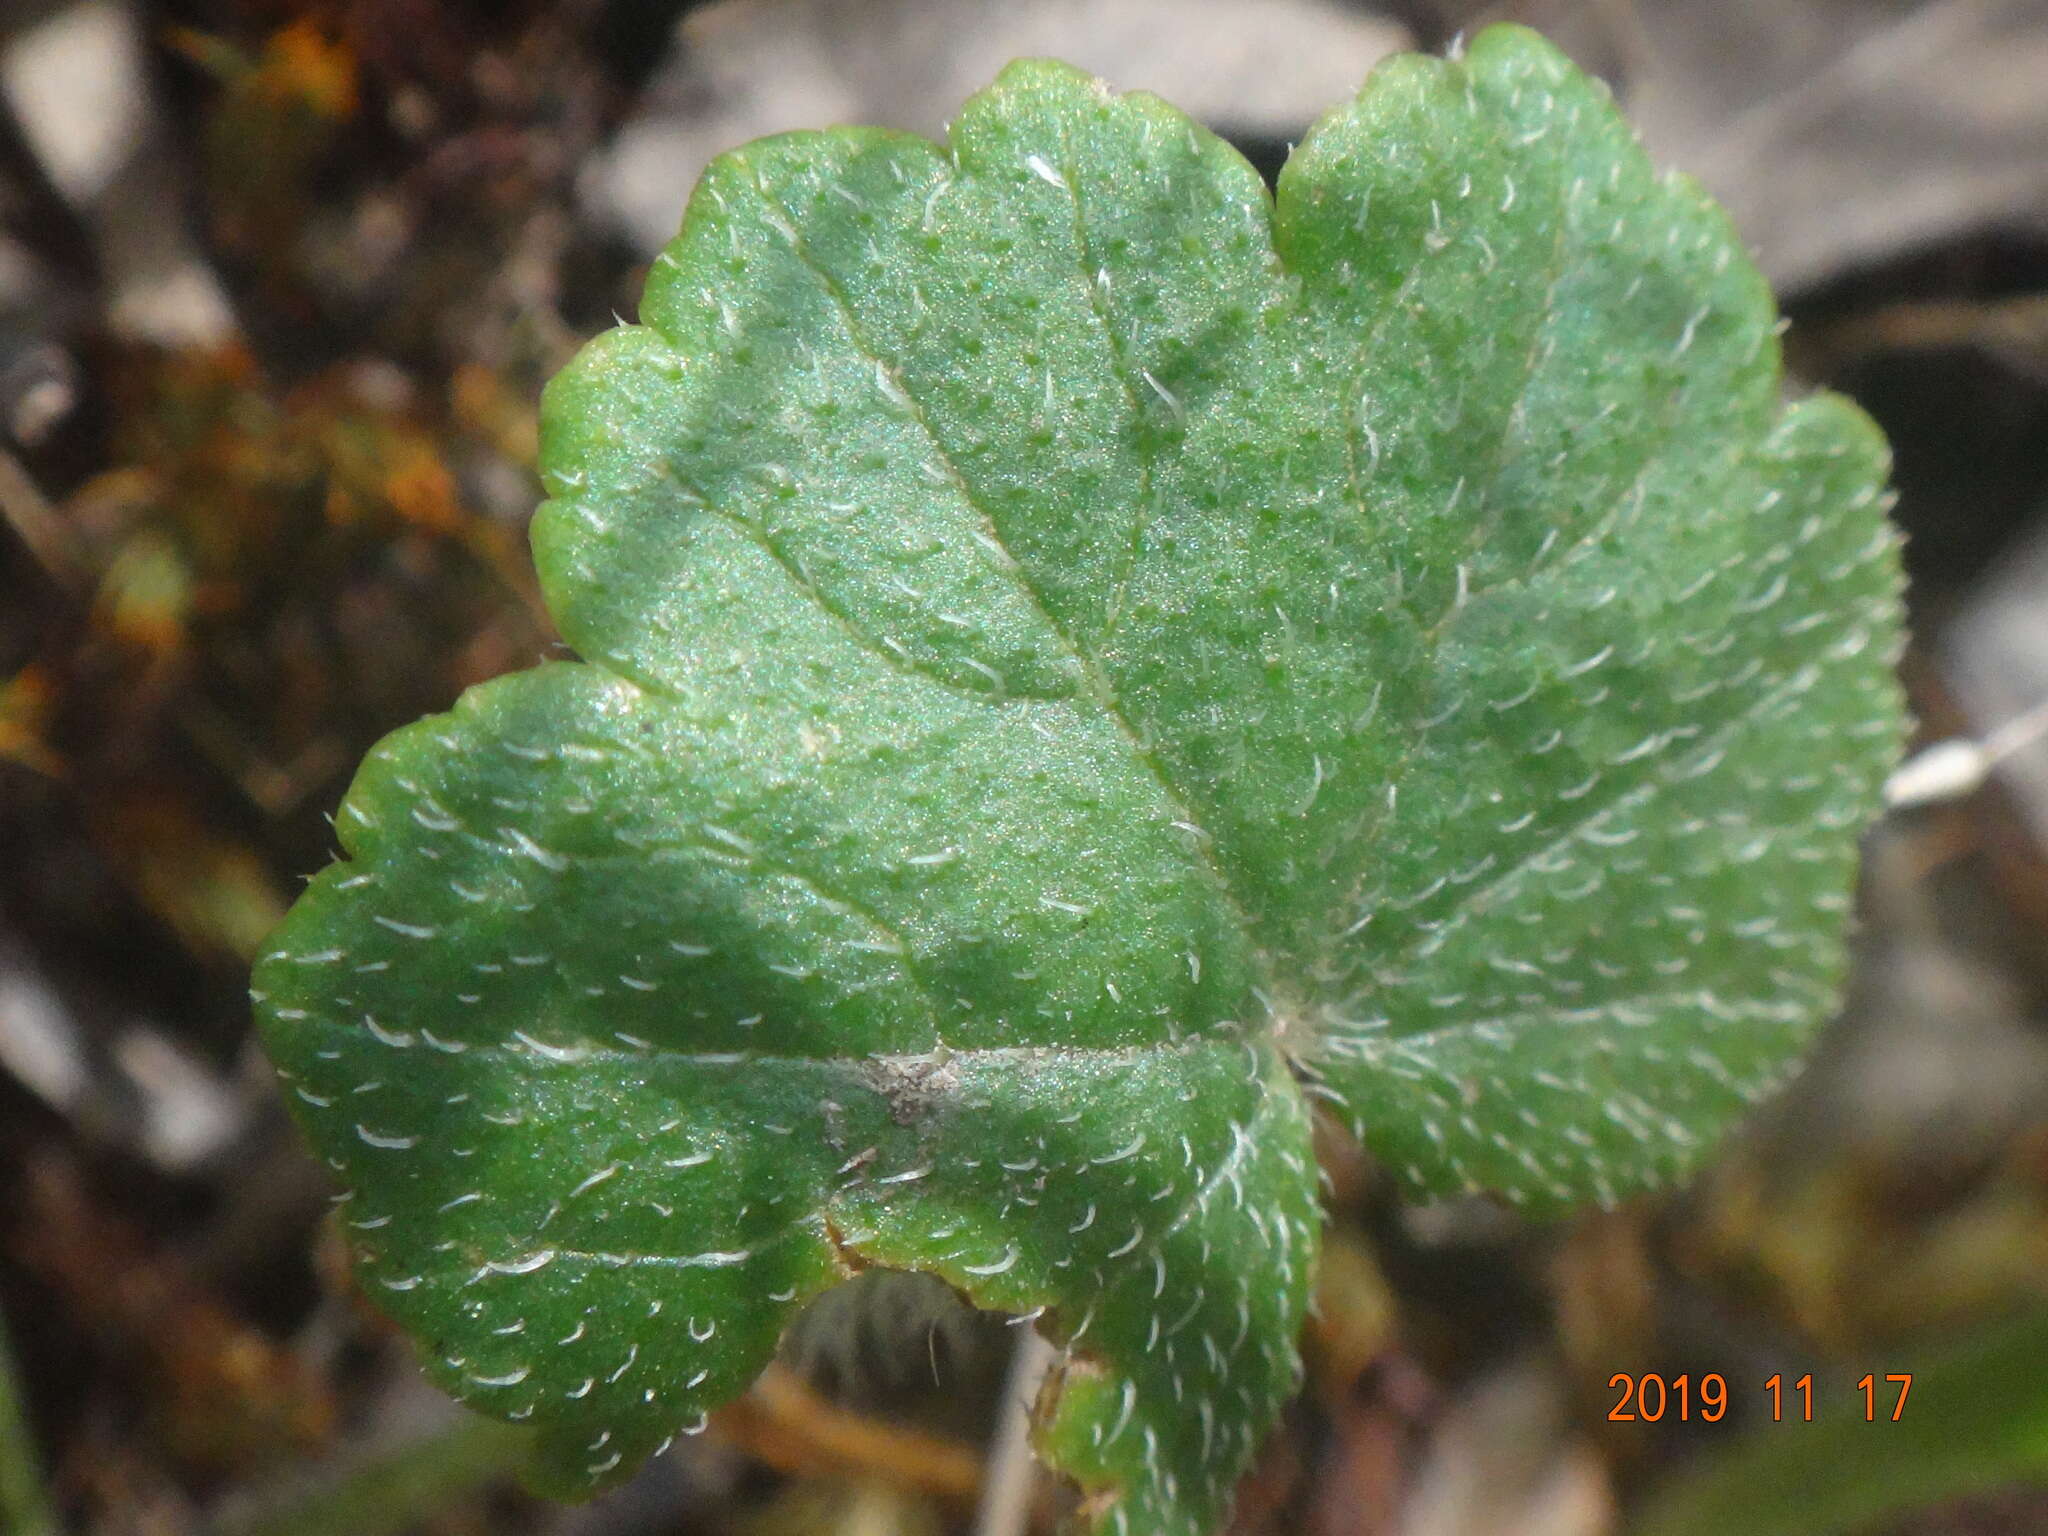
[0, 1, 2044, 1533]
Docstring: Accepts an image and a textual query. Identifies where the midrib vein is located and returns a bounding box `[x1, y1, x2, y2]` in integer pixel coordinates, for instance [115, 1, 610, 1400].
[739, 160, 1282, 1009]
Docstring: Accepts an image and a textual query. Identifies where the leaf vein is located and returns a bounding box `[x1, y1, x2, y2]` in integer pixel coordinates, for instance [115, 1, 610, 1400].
[740, 159, 1269, 978]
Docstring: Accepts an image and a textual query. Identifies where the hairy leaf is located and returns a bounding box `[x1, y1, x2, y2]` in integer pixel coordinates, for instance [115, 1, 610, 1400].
[254, 26, 1904, 1534]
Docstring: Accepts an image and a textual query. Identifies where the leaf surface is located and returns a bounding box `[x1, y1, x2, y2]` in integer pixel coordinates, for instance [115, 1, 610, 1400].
[254, 26, 1903, 1534]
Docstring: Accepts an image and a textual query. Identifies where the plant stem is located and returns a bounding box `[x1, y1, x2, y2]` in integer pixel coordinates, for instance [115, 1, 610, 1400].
[213, 1359, 988, 1536]
[0, 1301, 59, 1536]
[717, 1362, 984, 1504]
[974, 1326, 1056, 1536]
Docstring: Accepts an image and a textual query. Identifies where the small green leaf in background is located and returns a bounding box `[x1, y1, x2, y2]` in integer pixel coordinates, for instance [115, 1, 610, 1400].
[253, 25, 1905, 1536]
[1637, 1308, 2048, 1536]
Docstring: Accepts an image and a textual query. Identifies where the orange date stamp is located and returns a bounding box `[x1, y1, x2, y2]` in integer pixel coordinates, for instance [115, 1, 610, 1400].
[1605, 1372, 1913, 1423]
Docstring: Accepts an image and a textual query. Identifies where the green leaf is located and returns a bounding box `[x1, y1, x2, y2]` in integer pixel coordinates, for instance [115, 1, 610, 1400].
[1277, 41, 1903, 1206]
[253, 25, 1904, 1535]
